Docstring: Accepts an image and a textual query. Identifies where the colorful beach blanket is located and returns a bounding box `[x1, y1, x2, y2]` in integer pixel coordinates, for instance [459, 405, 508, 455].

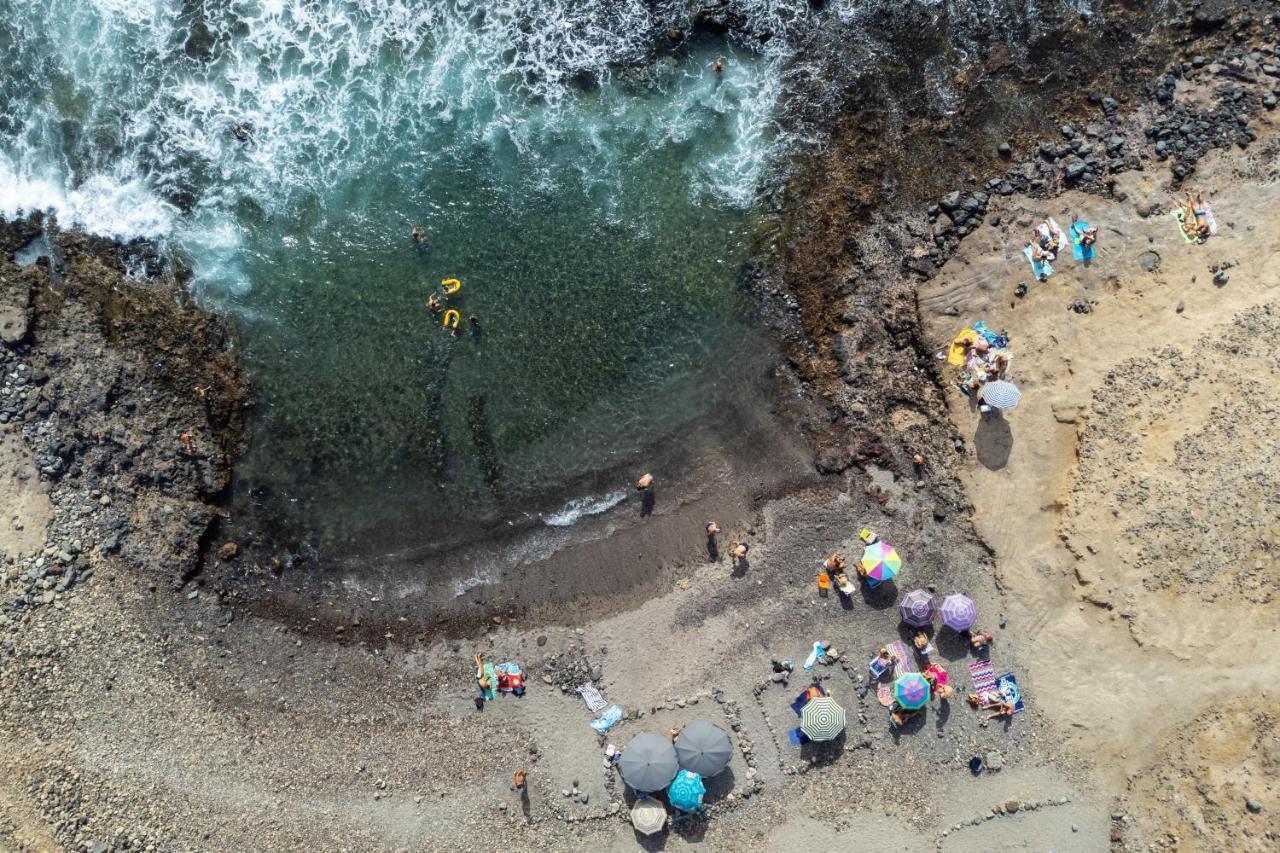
[480, 663, 498, 700]
[590, 704, 623, 734]
[577, 682, 608, 713]
[876, 640, 918, 706]
[969, 659, 997, 694]
[995, 673, 1025, 714]
[1069, 221, 1095, 261]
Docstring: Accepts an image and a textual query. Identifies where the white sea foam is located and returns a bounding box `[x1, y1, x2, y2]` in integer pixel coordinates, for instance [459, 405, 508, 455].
[543, 490, 626, 527]
[0, 155, 177, 242]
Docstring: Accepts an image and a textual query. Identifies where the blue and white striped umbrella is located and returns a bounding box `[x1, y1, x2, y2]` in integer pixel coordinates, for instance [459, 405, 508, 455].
[980, 380, 1021, 411]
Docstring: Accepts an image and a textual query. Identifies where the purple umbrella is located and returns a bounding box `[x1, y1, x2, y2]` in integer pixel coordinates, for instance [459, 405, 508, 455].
[898, 589, 937, 627]
[940, 594, 978, 631]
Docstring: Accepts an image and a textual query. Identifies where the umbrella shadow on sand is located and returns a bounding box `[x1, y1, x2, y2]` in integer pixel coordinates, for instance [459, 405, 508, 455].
[974, 413, 1013, 470]
[889, 709, 929, 744]
[935, 630, 971, 664]
[703, 767, 737, 802]
[858, 580, 897, 610]
[800, 731, 847, 767]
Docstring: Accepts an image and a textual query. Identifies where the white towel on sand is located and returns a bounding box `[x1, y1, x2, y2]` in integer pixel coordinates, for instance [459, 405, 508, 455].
[577, 683, 607, 712]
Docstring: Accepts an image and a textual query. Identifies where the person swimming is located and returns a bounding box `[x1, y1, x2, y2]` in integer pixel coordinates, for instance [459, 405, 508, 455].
[427, 293, 443, 315]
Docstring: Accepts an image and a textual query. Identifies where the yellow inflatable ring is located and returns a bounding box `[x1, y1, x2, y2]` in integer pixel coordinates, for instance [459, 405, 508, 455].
[442, 309, 460, 329]
[441, 278, 461, 295]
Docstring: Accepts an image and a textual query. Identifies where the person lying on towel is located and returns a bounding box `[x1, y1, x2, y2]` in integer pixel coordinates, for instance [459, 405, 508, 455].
[1029, 221, 1061, 261]
[1178, 190, 1212, 241]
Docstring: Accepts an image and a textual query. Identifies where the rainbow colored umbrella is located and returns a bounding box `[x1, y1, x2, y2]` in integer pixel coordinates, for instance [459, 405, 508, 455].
[666, 770, 706, 812]
[940, 594, 978, 631]
[860, 541, 901, 584]
[898, 589, 937, 626]
[893, 672, 931, 710]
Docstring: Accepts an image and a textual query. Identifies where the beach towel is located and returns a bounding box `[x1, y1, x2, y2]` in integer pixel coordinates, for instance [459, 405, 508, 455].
[969, 659, 997, 694]
[787, 727, 812, 746]
[577, 682, 608, 713]
[1173, 205, 1218, 242]
[947, 329, 978, 365]
[1023, 244, 1054, 280]
[590, 704, 623, 734]
[969, 322, 1009, 349]
[995, 673, 1025, 714]
[496, 662, 525, 694]
[1069, 221, 1096, 261]
[876, 640, 917, 706]
[480, 663, 498, 700]
[803, 642, 825, 671]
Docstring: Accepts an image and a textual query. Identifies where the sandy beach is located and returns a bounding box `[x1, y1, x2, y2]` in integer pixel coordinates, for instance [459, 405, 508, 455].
[3, 9, 1280, 853]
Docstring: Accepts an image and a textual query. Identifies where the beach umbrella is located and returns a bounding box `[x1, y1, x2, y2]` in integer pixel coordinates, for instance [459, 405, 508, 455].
[800, 696, 846, 741]
[860, 541, 901, 583]
[894, 672, 931, 710]
[666, 769, 706, 812]
[630, 797, 667, 835]
[618, 733, 679, 793]
[674, 720, 733, 777]
[898, 589, 937, 626]
[979, 380, 1021, 411]
[940, 594, 978, 631]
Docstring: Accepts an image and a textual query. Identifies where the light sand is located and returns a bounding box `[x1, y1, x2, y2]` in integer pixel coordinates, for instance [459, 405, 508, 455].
[920, 126, 1280, 849]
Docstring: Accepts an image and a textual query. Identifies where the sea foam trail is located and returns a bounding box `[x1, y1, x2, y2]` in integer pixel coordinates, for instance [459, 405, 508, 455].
[543, 490, 627, 527]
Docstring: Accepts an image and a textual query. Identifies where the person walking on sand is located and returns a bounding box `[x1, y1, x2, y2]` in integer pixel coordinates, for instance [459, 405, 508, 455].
[729, 540, 750, 566]
[637, 473, 654, 492]
[512, 769, 527, 791]
[705, 520, 721, 559]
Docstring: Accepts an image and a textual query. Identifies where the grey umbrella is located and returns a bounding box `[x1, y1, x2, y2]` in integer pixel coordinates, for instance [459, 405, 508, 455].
[674, 720, 733, 777]
[618, 732, 679, 793]
[980, 380, 1021, 411]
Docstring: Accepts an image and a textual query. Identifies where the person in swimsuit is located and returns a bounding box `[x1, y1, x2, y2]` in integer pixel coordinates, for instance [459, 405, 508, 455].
[1180, 191, 1211, 240]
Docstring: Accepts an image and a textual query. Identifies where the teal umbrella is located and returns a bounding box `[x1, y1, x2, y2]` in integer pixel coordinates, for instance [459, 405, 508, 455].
[666, 769, 706, 812]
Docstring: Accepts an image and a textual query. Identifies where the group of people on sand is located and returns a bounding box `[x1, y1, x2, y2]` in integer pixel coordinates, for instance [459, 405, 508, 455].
[635, 472, 752, 568]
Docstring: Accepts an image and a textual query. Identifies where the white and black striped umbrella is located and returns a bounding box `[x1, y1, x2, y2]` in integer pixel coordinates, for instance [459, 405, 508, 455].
[980, 380, 1021, 411]
[800, 696, 846, 742]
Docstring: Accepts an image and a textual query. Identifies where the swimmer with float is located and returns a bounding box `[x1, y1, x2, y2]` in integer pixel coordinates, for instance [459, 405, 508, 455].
[441, 278, 461, 295]
[443, 308, 461, 337]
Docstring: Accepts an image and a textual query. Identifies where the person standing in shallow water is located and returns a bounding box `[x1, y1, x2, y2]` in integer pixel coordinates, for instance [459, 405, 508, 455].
[637, 473, 655, 516]
[713, 56, 725, 75]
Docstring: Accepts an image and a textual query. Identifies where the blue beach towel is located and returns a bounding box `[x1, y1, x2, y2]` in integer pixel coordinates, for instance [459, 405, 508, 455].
[787, 727, 812, 746]
[995, 673, 1024, 714]
[1023, 245, 1054, 280]
[1069, 222, 1095, 261]
[590, 704, 623, 733]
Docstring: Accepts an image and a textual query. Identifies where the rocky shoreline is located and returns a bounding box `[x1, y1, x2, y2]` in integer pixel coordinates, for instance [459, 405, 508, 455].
[0, 216, 244, 623]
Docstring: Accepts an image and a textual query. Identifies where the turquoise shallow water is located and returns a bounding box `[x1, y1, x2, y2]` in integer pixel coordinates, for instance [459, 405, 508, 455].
[0, 0, 800, 544]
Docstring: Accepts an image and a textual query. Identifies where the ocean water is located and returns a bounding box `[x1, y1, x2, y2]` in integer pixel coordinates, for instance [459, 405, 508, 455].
[0, 0, 813, 546]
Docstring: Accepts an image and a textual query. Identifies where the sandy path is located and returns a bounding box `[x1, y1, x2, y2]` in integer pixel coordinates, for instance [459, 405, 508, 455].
[920, 127, 1280, 848]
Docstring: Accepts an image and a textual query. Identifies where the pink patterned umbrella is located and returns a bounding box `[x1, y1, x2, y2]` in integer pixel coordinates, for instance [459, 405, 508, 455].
[898, 589, 937, 626]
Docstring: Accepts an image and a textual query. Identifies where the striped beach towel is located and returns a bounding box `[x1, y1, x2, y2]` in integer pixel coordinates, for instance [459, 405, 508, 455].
[577, 683, 608, 713]
[970, 659, 997, 694]
[876, 640, 919, 706]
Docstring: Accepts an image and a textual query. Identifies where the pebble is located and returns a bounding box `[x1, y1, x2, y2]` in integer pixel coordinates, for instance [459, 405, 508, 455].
[1245, 798, 1262, 813]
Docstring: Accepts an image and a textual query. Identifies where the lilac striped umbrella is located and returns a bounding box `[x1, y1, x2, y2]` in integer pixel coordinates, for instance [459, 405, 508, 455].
[940, 594, 978, 631]
[898, 589, 937, 626]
